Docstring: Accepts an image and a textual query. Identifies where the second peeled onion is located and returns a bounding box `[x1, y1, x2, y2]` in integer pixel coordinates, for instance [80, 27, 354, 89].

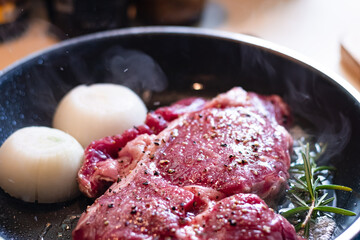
[53, 84, 147, 147]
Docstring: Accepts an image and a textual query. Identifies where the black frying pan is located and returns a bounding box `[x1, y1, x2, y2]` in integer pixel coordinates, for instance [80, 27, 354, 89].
[0, 27, 360, 239]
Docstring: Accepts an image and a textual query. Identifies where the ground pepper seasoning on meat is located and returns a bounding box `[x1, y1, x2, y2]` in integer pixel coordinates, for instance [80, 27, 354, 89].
[74, 87, 297, 240]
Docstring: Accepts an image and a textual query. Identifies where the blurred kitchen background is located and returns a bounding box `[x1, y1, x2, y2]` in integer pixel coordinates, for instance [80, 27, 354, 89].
[0, 0, 359, 90]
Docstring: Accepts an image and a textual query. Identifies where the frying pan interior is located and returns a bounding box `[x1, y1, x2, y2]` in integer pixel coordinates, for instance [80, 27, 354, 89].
[0, 27, 360, 239]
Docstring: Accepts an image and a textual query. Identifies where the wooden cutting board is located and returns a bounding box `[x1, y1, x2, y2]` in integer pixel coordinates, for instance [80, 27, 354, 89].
[341, 32, 360, 80]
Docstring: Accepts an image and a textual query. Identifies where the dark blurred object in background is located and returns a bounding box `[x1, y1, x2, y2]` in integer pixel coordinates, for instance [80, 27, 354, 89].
[46, 0, 130, 38]
[135, 0, 206, 26]
[0, 0, 29, 42]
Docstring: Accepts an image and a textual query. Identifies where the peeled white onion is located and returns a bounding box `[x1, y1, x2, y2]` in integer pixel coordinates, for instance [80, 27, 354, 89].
[0, 126, 84, 203]
[53, 83, 147, 147]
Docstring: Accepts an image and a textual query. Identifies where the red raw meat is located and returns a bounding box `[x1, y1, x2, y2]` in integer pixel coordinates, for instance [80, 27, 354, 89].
[77, 97, 207, 198]
[177, 193, 299, 240]
[74, 160, 196, 239]
[74, 87, 297, 239]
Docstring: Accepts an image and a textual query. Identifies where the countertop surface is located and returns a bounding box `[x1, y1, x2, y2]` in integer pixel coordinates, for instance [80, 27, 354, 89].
[1, 0, 360, 90]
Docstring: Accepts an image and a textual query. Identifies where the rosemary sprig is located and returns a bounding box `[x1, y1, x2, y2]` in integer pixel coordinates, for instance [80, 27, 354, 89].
[281, 142, 356, 238]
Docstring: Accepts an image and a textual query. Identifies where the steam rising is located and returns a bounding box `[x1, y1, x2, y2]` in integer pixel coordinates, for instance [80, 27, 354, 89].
[26, 47, 168, 121]
[239, 44, 352, 161]
[284, 73, 352, 161]
[104, 47, 168, 93]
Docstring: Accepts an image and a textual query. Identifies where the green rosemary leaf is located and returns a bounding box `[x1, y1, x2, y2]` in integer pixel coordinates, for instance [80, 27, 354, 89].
[281, 206, 310, 218]
[313, 166, 336, 172]
[313, 178, 320, 193]
[316, 184, 352, 192]
[315, 193, 328, 208]
[291, 193, 309, 207]
[291, 165, 305, 170]
[320, 197, 335, 206]
[289, 170, 306, 175]
[290, 184, 308, 192]
[314, 206, 356, 216]
[291, 177, 308, 190]
[302, 147, 314, 200]
[294, 222, 303, 232]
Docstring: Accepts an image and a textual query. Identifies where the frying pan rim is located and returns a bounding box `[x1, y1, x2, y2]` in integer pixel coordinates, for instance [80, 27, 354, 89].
[1, 26, 359, 103]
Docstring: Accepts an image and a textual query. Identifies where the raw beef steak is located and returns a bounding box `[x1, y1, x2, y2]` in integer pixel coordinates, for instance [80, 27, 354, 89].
[77, 88, 291, 199]
[73, 133, 297, 239]
[73, 87, 297, 239]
